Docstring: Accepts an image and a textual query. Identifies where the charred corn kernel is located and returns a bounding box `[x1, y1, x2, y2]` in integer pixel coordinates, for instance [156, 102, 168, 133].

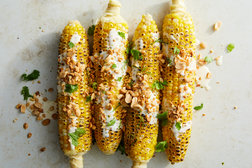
[124, 14, 160, 168]
[58, 20, 92, 168]
[161, 0, 196, 164]
[93, 0, 128, 155]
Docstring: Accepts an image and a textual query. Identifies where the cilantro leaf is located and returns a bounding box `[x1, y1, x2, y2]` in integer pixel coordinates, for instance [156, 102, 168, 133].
[194, 103, 203, 110]
[88, 25, 95, 36]
[126, 42, 133, 55]
[116, 77, 122, 81]
[117, 140, 125, 155]
[112, 64, 117, 69]
[161, 119, 169, 126]
[118, 32, 125, 39]
[131, 49, 142, 60]
[227, 43, 235, 53]
[92, 82, 97, 90]
[65, 84, 78, 93]
[174, 47, 180, 54]
[155, 141, 168, 152]
[68, 128, 86, 147]
[21, 70, 40, 81]
[204, 56, 213, 63]
[166, 57, 172, 66]
[156, 111, 168, 120]
[21, 86, 33, 100]
[68, 42, 75, 48]
[86, 95, 91, 102]
[152, 80, 168, 90]
[107, 119, 116, 126]
[175, 122, 182, 130]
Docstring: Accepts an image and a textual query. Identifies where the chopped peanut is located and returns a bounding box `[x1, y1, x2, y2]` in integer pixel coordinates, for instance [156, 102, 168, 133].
[213, 21, 222, 31]
[199, 42, 206, 49]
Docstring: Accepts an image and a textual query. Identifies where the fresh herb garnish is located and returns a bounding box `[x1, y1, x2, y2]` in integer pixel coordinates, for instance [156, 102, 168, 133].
[156, 111, 168, 126]
[126, 42, 133, 54]
[65, 84, 78, 93]
[131, 49, 142, 60]
[175, 122, 182, 131]
[221, 162, 224, 165]
[112, 64, 117, 69]
[129, 80, 134, 87]
[86, 95, 91, 102]
[204, 56, 213, 63]
[21, 70, 40, 81]
[116, 77, 123, 81]
[194, 103, 203, 110]
[68, 42, 75, 48]
[21, 86, 33, 100]
[227, 43, 235, 53]
[166, 57, 172, 66]
[107, 119, 116, 126]
[117, 140, 125, 155]
[68, 128, 86, 147]
[118, 32, 125, 39]
[88, 25, 95, 36]
[152, 80, 168, 90]
[174, 47, 180, 54]
[155, 141, 168, 152]
[92, 82, 97, 90]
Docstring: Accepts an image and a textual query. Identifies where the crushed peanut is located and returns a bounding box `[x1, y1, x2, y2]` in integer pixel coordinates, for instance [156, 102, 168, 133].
[21, 104, 26, 113]
[40, 147, 46, 152]
[42, 119, 50, 126]
[206, 72, 212, 79]
[199, 42, 206, 49]
[213, 21, 222, 31]
[43, 97, 48, 102]
[27, 132, 32, 139]
[23, 123, 28, 129]
[48, 88, 54, 92]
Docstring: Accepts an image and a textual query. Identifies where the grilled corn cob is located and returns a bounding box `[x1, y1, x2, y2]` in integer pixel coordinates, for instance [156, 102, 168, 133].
[161, 0, 196, 164]
[58, 20, 92, 168]
[93, 0, 128, 154]
[124, 14, 161, 168]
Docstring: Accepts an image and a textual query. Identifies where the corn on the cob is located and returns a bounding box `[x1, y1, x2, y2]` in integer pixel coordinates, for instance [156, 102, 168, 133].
[161, 0, 196, 164]
[93, 0, 128, 154]
[124, 14, 161, 168]
[58, 20, 92, 168]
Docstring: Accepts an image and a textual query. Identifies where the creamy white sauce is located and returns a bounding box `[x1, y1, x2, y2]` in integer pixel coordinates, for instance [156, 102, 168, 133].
[196, 66, 211, 90]
[97, 28, 127, 137]
[172, 121, 192, 141]
[151, 32, 160, 47]
[187, 58, 196, 71]
[135, 38, 144, 50]
[70, 33, 81, 44]
[72, 54, 78, 62]
[131, 59, 139, 81]
[179, 83, 193, 100]
[215, 56, 223, 66]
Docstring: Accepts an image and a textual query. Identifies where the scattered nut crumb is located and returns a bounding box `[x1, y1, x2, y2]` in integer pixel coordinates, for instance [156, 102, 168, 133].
[206, 72, 212, 79]
[27, 132, 32, 139]
[21, 104, 26, 113]
[209, 49, 214, 53]
[13, 118, 18, 123]
[52, 113, 58, 120]
[26, 102, 30, 107]
[35, 91, 40, 96]
[34, 102, 42, 109]
[40, 147, 46, 152]
[214, 21, 222, 31]
[36, 116, 43, 121]
[234, 106, 237, 110]
[37, 80, 41, 84]
[23, 123, 28, 129]
[202, 113, 206, 117]
[42, 119, 50, 126]
[199, 42, 206, 49]
[28, 153, 31, 156]
[43, 97, 48, 102]
[16, 104, 21, 109]
[49, 106, 54, 111]
[216, 81, 220, 84]
[48, 88, 54, 92]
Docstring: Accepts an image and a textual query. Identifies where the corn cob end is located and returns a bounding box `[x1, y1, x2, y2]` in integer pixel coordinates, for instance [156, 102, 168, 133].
[69, 154, 83, 168]
[132, 161, 147, 168]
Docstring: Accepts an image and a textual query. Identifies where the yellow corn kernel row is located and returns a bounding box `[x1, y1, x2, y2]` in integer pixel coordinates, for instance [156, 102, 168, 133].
[124, 14, 160, 168]
[58, 20, 92, 167]
[93, 0, 129, 155]
[161, 0, 196, 164]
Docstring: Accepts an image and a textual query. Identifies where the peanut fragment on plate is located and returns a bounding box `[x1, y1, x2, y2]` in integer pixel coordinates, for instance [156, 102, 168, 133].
[21, 104, 26, 113]
[23, 123, 28, 129]
[40, 147, 46, 152]
[199, 42, 206, 49]
[42, 119, 50, 126]
[27, 132, 32, 139]
[213, 21, 222, 31]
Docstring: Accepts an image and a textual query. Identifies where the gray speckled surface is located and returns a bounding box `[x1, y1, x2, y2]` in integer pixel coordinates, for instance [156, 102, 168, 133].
[0, 0, 252, 168]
